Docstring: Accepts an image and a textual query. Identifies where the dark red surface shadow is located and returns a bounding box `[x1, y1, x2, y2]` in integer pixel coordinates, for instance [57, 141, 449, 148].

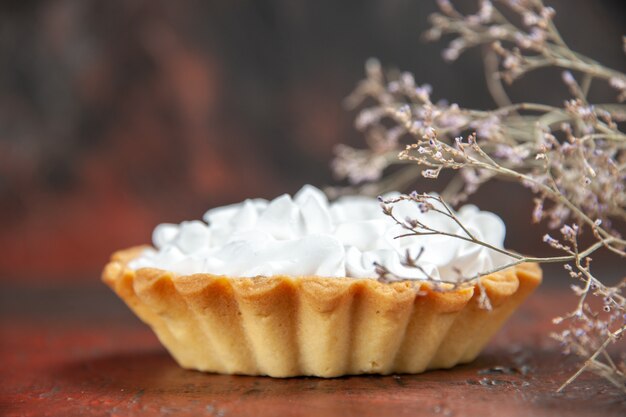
[37, 346, 625, 417]
[2, 287, 625, 417]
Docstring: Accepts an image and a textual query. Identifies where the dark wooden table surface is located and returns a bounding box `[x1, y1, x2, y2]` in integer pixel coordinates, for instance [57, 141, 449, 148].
[1, 283, 624, 417]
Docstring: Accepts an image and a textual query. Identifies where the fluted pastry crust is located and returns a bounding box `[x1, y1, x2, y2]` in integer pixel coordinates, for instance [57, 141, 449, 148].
[102, 246, 542, 377]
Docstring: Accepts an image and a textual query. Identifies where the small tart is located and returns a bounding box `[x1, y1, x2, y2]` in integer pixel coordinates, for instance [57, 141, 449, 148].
[103, 246, 542, 377]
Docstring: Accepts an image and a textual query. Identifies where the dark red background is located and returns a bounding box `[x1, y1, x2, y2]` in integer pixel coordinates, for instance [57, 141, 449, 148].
[1, 3, 625, 415]
[0, 0, 624, 283]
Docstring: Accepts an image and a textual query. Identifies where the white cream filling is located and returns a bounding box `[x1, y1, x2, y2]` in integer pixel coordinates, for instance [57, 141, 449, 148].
[128, 185, 513, 280]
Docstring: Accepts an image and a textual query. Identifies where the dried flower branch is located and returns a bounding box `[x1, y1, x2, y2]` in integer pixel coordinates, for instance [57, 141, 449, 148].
[335, 0, 626, 393]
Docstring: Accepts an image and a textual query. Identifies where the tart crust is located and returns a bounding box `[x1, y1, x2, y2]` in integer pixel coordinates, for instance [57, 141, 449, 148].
[102, 246, 542, 377]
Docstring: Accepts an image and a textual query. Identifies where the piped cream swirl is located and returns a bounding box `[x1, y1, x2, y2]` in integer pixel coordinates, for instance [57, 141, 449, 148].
[129, 185, 513, 280]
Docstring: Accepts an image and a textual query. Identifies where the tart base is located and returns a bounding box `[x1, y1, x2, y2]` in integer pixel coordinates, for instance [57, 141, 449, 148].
[102, 246, 542, 377]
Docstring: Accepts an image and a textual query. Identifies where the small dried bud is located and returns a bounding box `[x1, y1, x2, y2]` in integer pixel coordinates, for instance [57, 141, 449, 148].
[560, 224, 577, 240]
[396, 104, 412, 123]
[442, 46, 460, 62]
[365, 58, 382, 80]
[562, 71, 575, 86]
[478, 0, 494, 23]
[424, 127, 437, 140]
[401, 72, 415, 88]
[514, 32, 532, 49]
[415, 84, 432, 102]
[532, 198, 544, 223]
[422, 168, 441, 179]
[437, 0, 454, 15]
[609, 76, 626, 101]
[423, 28, 442, 41]
[541, 7, 556, 20]
[609, 76, 626, 90]
[405, 217, 419, 228]
[522, 11, 540, 27]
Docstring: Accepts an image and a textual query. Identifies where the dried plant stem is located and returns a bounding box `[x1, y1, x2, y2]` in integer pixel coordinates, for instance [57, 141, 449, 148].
[383, 194, 618, 281]
[483, 46, 514, 108]
[336, 0, 626, 394]
[557, 326, 626, 394]
[403, 136, 626, 252]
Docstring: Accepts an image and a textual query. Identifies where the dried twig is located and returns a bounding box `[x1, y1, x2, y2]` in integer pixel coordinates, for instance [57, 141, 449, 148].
[334, 0, 626, 393]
